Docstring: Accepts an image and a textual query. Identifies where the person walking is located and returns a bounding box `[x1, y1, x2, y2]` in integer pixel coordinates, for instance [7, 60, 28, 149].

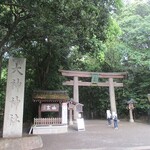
[106, 110, 112, 126]
[112, 112, 118, 129]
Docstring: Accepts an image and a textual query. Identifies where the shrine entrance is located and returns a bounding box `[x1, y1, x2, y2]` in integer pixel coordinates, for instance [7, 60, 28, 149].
[59, 70, 127, 119]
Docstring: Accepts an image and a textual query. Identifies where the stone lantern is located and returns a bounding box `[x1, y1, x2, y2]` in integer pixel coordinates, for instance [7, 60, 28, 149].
[127, 99, 137, 123]
[67, 99, 84, 125]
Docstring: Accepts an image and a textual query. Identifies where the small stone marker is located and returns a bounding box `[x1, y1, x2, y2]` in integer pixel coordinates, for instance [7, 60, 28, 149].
[3, 57, 26, 138]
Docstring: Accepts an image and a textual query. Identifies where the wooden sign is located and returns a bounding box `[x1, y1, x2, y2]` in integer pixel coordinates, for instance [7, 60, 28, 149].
[76, 104, 83, 112]
[91, 73, 99, 83]
[41, 103, 59, 112]
[68, 103, 74, 109]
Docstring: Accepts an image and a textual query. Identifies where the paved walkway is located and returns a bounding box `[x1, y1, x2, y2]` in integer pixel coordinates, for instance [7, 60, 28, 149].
[36, 120, 150, 150]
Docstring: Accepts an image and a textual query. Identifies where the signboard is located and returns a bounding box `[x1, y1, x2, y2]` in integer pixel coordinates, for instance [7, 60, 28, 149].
[68, 103, 74, 109]
[62, 103, 68, 124]
[41, 103, 59, 112]
[91, 73, 99, 83]
[76, 104, 83, 112]
[77, 118, 85, 131]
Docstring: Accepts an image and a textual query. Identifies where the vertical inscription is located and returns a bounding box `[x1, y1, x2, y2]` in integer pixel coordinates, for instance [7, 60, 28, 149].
[3, 57, 26, 138]
[11, 78, 22, 91]
[9, 96, 21, 109]
[10, 114, 20, 125]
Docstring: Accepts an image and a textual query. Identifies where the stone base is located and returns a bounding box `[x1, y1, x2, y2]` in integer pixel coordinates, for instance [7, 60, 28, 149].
[32, 125, 68, 135]
[130, 119, 134, 122]
[0, 135, 43, 150]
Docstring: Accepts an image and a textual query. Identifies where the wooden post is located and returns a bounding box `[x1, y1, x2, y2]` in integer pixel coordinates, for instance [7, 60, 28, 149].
[73, 76, 79, 119]
[38, 103, 41, 118]
[109, 78, 117, 114]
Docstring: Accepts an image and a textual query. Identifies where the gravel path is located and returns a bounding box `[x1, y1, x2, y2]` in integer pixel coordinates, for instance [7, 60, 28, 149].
[36, 120, 150, 150]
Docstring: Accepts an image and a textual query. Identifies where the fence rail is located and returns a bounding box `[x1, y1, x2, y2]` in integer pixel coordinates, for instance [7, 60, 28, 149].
[34, 118, 62, 125]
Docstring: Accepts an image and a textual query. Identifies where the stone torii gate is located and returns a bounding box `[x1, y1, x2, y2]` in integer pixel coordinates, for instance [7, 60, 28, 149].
[59, 70, 127, 119]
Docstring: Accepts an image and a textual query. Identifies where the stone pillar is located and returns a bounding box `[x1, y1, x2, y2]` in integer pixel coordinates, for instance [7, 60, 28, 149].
[73, 76, 79, 120]
[129, 109, 134, 122]
[73, 76, 79, 103]
[62, 103, 68, 125]
[69, 109, 73, 125]
[3, 57, 26, 138]
[109, 78, 117, 114]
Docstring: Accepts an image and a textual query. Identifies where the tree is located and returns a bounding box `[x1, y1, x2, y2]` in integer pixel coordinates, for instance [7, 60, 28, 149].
[117, 1, 150, 69]
[114, 1, 150, 117]
[0, 0, 122, 81]
[0, 0, 123, 122]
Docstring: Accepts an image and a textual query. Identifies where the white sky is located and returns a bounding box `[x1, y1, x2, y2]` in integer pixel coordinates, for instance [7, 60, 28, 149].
[124, 0, 148, 4]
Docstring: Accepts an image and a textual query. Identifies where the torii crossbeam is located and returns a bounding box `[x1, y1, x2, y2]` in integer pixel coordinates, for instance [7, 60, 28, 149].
[59, 70, 127, 119]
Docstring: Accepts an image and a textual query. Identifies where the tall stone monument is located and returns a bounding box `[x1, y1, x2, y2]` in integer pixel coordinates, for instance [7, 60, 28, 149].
[3, 57, 26, 138]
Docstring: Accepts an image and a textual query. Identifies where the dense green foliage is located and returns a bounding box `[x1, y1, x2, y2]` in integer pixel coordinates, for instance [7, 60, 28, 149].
[115, 1, 150, 118]
[0, 0, 150, 126]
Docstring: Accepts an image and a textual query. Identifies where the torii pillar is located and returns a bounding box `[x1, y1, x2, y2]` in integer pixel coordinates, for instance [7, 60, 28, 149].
[109, 78, 117, 113]
[73, 76, 79, 119]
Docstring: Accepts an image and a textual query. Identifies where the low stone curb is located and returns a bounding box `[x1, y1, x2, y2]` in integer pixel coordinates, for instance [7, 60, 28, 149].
[0, 135, 43, 150]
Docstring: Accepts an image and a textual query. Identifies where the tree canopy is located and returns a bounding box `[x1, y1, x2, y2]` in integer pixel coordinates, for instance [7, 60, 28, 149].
[0, 0, 150, 124]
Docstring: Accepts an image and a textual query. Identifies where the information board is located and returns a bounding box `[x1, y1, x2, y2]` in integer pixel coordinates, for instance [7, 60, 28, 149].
[77, 118, 85, 131]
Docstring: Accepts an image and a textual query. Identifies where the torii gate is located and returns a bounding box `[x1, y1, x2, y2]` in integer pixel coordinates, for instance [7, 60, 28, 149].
[59, 70, 127, 119]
